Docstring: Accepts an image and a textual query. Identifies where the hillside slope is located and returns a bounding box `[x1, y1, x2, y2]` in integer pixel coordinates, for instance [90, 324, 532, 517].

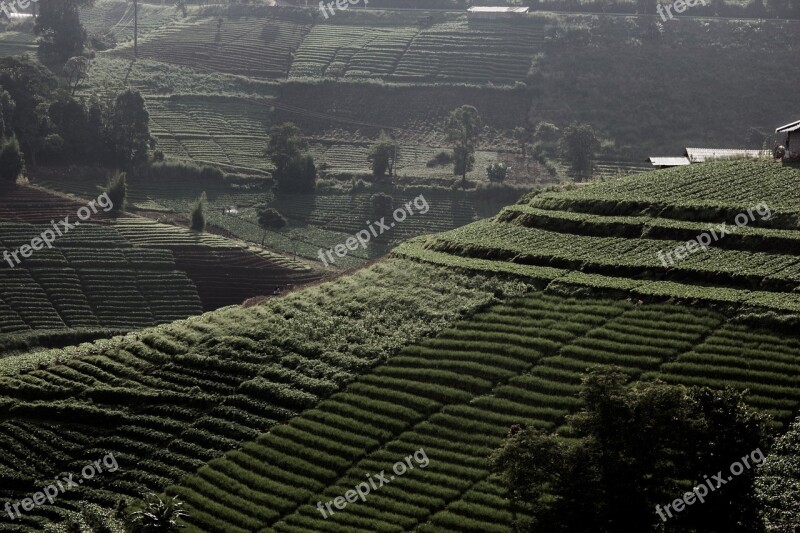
[164, 160, 800, 532]
[2, 160, 800, 531]
[0, 185, 321, 355]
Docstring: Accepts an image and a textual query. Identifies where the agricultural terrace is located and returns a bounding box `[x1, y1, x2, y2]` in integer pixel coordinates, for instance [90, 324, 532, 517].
[291, 18, 543, 84]
[170, 292, 800, 532]
[111, 10, 312, 79]
[0, 186, 320, 355]
[80, 0, 181, 46]
[397, 160, 800, 313]
[31, 173, 518, 270]
[4, 160, 800, 530]
[0, 260, 522, 531]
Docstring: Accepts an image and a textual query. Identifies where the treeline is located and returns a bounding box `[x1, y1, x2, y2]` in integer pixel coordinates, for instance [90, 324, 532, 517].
[0, 57, 153, 170]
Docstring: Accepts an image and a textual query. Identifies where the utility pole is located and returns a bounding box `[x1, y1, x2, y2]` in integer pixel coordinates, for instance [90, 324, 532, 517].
[134, 0, 138, 58]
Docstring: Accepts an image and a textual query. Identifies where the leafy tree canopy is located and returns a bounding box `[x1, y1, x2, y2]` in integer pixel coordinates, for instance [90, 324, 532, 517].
[492, 367, 769, 533]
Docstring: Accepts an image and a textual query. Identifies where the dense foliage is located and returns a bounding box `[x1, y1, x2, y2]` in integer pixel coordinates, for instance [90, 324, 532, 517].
[492, 369, 769, 532]
[265, 123, 317, 193]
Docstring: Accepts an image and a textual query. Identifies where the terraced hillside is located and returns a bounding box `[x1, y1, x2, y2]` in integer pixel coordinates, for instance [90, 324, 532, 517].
[31, 173, 517, 270]
[171, 294, 800, 532]
[291, 18, 543, 84]
[2, 160, 799, 531]
[401, 160, 800, 311]
[80, 0, 180, 46]
[0, 186, 321, 354]
[113, 12, 312, 78]
[158, 159, 800, 532]
[0, 261, 521, 531]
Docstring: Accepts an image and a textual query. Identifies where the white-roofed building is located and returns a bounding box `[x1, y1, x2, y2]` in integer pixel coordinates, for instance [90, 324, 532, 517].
[776, 119, 800, 151]
[649, 157, 690, 169]
[467, 6, 529, 19]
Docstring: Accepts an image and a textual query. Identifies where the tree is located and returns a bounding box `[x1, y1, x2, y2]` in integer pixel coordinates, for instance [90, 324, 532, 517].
[513, 126, 529, 165]
[63, 56, 90, 96]
[104, 171, 127, 216]
[109, 90, 152, 170]
[492, 367, 769, 533]
[533, 121, 560, 162]
[0, 57, 60, 166]
[367, 130, 398, 178]
[486, 161, 508, 183]
[190, 192, 207, 232]
[446, 105, 481, 187]
[0, 90, 15, 137]
[128, 493, 189, 533]
[35, 0, 92, 63]
[559, 122, 598, 181]
[0, 136, 24, 186]
[48, 97, 92, 164]
[256, 207, 287, 247]
[756, 417, 800, 532]
[264, 123, 316, 193]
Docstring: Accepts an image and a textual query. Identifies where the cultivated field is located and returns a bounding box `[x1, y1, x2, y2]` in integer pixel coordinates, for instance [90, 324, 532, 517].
[3, 160, 800, 531]
[0, 186, 321, 355]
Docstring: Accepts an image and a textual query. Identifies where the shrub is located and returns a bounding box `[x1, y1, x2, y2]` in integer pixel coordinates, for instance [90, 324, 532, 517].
[426, 150, 453, 168]
[104, 171, 127, 216]
[190, 191, 208, 232]
[486, 162, 509, 183]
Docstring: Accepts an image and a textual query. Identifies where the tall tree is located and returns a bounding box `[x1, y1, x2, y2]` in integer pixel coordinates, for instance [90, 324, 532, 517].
[0, 90, 15, 137]
[513, 126, 529, 166]
[446, 105, 481, 187]
[109, 90, 152, 170]
[35, 0, 93, 63]
[367, 130, 398, 178]
[48, 97, 92, 164]
[492, 368, 769, 533]
[0, 57, 59, 165]
[257, 206, 287, 246]
[264, 123, 316, 193]
[559, 122, 598, 181]
[63, 56, 90, 96]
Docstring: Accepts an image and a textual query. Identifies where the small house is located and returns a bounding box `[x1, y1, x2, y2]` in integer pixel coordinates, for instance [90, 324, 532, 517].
[776, 119, 800, 151]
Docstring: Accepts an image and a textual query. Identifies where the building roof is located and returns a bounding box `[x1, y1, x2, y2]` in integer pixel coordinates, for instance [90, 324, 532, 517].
[649, 157, 690, 167]
[684, 148, 770, 163]
[776, 119, 800, 133]
[467, 6, 529, 13]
